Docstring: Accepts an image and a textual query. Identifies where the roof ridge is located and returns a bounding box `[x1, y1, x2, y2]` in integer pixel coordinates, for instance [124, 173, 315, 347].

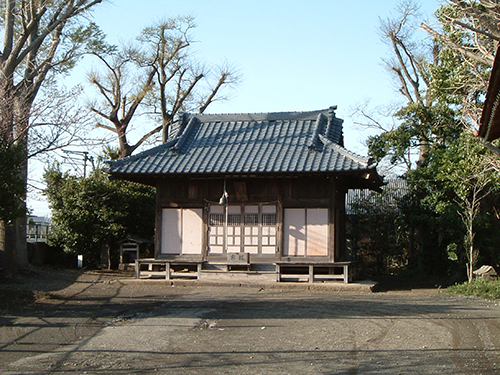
[187, 108, 334, 123]
[318, 134, 371, 166]
[195, 108, 331, 116]
[308, 113, 326, 150]
[170, 116, 198, 153]
[325, 106, 343, 143]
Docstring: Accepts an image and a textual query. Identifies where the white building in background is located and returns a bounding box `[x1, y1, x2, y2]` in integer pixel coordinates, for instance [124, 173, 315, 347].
[27, 216, 50, 243]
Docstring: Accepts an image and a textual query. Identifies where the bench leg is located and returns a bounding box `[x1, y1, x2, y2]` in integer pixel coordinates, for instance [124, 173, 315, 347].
[135, 261, 140, 279]
[165, 262, 170, 280]
[344, 265, 349, 284]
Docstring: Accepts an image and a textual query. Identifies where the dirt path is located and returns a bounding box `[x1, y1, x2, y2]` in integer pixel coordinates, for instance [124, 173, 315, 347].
[1, 269, 500, 374]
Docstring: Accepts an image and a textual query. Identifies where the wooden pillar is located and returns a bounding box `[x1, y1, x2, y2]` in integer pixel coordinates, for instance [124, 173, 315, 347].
[332, 177, 347, 262]
[154, 181, 163, 258]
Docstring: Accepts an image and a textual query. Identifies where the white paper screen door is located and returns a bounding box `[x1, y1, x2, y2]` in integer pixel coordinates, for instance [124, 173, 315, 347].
[283, 208, 328, 257]
[161, 208, 203, 255]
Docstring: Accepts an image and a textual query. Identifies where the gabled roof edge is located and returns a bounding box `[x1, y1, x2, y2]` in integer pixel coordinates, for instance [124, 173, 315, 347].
[318, 134, 371, 167]
[104, 139, 177, 170]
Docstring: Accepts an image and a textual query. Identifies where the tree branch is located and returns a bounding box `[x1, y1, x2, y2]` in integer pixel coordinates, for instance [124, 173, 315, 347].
[122, 67, 156, 125]
[130, 124, 163, 152]
[198, 73, 228, 113]
[421, 23, 494, 66]
[95, 121, 118, 133]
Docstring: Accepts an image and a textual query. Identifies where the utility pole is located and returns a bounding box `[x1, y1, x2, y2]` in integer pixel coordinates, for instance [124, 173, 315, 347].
[62, 150, 93, 177]
[83, 152, 89, 178]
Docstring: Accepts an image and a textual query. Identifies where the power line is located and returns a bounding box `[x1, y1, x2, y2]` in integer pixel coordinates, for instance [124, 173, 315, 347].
[61, 150, 94, 177]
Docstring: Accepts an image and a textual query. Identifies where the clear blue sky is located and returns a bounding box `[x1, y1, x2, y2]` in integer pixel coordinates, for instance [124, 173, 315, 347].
[29, 0, 441, 216]
[88, 0, 440, 149]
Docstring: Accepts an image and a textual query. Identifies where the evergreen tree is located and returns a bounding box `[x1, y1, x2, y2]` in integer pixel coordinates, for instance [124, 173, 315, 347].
[44, 166, 155, 268]
[363, 0, 500, 277]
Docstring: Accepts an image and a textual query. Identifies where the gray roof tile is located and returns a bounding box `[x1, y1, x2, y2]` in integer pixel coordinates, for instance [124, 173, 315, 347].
[106, 107, 377, 177]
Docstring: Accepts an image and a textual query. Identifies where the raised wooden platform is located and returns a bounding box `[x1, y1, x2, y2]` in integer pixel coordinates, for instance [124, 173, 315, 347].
[135, 259, 357, 284]
[135, 258, 202, 280]
[275, 261, 356, 284]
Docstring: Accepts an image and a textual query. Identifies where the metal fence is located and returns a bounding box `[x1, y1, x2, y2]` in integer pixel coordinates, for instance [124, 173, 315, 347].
[346, 178, 408, 215]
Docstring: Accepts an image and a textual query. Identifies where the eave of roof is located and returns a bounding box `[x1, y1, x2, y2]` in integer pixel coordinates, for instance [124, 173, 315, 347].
[479, 45, 500, 142]
[109, 168, 383, 192]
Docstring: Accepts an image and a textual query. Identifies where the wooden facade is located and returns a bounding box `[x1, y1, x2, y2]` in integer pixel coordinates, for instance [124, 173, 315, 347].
[154, 175, 349, 264]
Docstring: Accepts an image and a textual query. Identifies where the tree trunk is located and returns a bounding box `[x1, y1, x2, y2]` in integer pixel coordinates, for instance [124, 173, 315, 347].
[407, 222, 415, 267]
[107, 244, 111, 270]
[0, 84, 29, 273]
[2, 187, 29, 271]
[0, 220, 4, 272]
[467, 245, 474, 283]
[117, 126, 133, 159]
[15, 216, 27, 267]
[0, 220, 18, 277]
[13, 106, 29, 269]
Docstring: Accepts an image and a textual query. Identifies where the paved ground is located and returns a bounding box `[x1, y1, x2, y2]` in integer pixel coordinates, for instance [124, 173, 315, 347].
[1, 269, 500, 374]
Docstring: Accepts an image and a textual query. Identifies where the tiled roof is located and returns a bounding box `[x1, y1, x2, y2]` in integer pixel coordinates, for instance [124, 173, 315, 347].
[105, 107, 378, 177]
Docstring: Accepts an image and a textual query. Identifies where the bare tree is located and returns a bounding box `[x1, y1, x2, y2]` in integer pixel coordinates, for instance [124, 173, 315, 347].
[452, 138, 497, 282]
[457, 181, 489, 282]
[378, 0, 437, 168]
[88, 49, 157, 159]
[352, 0, 500, 275]
[350, 1, 437, 172]
[90, 16, 239, 158]
[29, 85, 94, 158]
[359, 0, 500, 167]
[381, 1, 430, 104]
[359, 0, 459, 272]
[0, 0, 106, 271]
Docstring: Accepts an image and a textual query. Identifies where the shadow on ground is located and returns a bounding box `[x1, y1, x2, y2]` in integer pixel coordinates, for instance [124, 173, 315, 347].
[372, 274, 463, 292]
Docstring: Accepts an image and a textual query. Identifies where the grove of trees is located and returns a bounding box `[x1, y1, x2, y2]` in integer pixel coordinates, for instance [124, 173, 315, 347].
[44, 165, 155, 268]
[2, 1, 500, 280]
[0, 0, 107, 274]
[354, 0, 500, 281]
[0, 1, 237, 274]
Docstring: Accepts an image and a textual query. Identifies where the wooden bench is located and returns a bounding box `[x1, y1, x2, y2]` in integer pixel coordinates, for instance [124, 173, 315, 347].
[135, 258, 203, 280]
[275, 261, 357, 284]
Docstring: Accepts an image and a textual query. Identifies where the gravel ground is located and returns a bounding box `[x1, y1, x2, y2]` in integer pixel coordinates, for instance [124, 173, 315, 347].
[1, 268, 500, 374]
